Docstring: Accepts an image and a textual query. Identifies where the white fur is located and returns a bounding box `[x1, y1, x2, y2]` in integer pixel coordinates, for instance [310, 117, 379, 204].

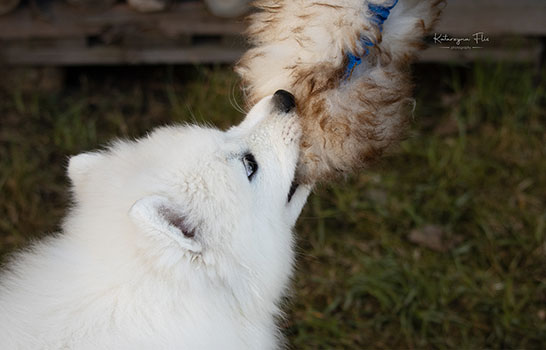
[0, 95, 311, 349]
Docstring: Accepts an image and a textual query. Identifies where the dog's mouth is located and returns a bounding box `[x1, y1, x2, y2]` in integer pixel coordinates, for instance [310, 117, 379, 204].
[287, 180, 299, 203]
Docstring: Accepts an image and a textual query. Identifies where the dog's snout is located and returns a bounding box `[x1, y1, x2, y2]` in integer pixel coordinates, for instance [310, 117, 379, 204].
[273, 90, 296, 113]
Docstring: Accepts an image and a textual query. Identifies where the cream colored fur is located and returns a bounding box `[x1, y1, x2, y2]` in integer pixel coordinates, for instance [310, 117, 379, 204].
[236, 0, 444, 183]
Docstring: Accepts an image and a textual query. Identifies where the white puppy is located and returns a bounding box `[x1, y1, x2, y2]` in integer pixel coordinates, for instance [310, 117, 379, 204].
[0, 90, 310, 350]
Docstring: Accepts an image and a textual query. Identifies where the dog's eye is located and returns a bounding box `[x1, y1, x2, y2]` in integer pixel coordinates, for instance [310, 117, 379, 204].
[242, 153, 258, 180]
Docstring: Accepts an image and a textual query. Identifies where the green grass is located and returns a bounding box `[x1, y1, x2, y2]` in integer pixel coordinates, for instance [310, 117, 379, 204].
[1, 63, 545, 349]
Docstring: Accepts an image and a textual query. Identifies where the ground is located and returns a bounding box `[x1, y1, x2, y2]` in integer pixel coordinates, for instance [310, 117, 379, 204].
[0, 63, 545, 349]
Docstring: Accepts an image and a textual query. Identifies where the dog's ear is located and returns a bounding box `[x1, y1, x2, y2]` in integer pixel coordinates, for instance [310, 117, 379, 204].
[68, 152, 104, 188]
[129, 195, 202, 253]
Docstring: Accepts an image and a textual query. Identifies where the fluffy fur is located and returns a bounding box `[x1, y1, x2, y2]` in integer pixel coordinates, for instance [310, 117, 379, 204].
[0, 94, 310, 349]
[236, 0, 444, 183]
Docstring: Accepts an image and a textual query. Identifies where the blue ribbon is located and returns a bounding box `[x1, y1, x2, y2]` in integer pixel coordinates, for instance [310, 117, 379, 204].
[344, 0, 398, 79]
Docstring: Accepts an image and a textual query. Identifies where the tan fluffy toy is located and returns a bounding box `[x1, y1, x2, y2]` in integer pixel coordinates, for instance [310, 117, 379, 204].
[236, 0, 444, 184]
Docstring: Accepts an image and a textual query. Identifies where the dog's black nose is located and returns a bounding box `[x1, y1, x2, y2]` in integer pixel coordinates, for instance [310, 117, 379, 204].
[273, 90, 296, 113]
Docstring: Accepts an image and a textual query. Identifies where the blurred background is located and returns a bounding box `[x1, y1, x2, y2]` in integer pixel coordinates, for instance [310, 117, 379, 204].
[0, 0, 545, 348]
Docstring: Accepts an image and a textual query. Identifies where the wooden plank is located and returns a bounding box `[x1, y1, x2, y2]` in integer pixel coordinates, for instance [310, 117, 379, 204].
[0, 0, 544, 66]
[435, 0, 546, 36]
[420, 46, 541, 64]
[424, 35, 542, 63]
[2, 41, 540, 66]
[0, 45, 245, 65]
[2, 0, 544, 40]
[0, 1, 245, 40]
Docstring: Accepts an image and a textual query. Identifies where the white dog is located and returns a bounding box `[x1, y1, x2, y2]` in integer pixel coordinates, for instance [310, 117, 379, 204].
[0, 90, 310, 350]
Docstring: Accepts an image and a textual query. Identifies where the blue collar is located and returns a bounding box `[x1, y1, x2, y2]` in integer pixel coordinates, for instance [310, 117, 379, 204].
[344, 0, 399, 80]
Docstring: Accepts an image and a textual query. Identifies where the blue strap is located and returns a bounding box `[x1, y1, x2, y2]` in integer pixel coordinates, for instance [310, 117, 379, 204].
[345, 53, 362, 79]
[369, 0, 398, 29]
[343, 0, 398, 79]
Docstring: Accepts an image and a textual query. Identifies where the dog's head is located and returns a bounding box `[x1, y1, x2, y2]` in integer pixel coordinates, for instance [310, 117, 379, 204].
[66, 90, 309, 301]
